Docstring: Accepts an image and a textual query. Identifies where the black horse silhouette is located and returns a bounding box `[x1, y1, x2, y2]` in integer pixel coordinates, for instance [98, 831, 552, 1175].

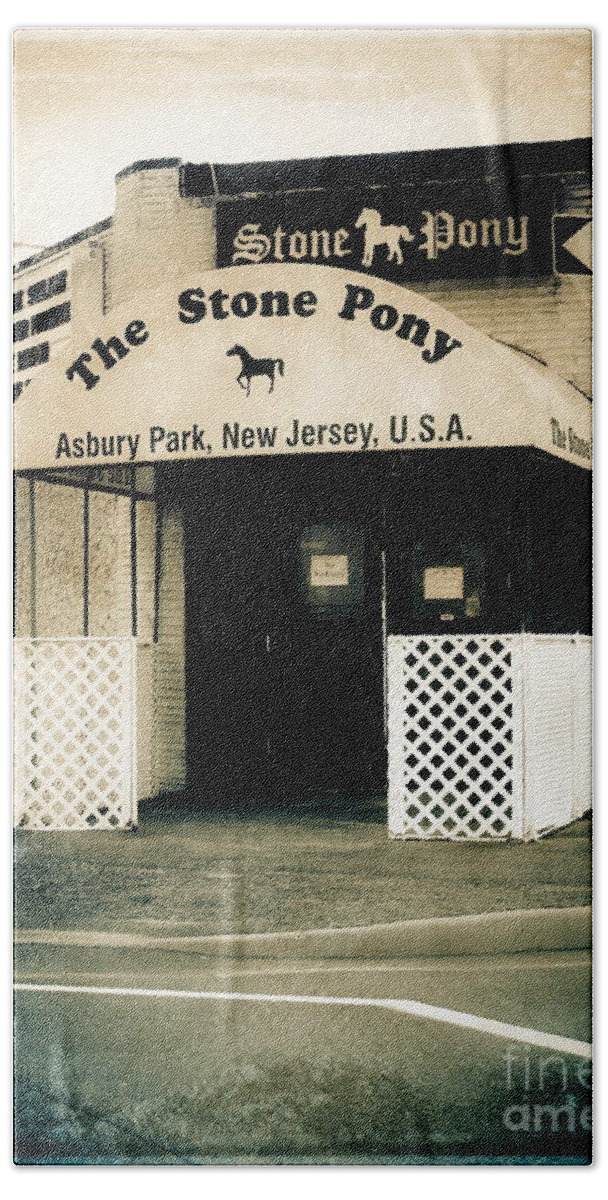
[226, 345, 285, 397]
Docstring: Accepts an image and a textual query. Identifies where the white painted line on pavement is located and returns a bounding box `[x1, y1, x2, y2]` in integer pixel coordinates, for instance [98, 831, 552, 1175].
[14, 981, 592, 1059]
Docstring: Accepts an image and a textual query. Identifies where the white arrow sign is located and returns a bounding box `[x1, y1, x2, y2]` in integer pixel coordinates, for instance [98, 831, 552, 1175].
[562, 221, 592, 271]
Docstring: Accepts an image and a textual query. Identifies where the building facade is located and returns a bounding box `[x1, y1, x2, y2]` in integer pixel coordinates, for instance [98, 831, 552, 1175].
[13, 140, 592, 836]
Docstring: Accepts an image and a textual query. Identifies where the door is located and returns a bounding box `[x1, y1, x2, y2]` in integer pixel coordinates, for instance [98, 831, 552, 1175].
[181, 456, 386, 806]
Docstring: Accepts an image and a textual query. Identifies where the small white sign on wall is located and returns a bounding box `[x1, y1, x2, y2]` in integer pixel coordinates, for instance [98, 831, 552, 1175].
[423, 565, 464, 600]
[310, 554, 350, 586]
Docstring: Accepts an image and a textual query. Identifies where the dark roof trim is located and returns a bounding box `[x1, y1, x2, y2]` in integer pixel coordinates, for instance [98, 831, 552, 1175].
[183, 138, 592, 199]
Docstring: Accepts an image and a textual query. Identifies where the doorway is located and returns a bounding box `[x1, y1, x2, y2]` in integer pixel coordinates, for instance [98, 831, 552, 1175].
[178, 455, 386, 807]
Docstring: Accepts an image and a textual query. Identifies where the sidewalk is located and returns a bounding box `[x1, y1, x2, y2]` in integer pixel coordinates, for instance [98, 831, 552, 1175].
[14, 799, 592, 939]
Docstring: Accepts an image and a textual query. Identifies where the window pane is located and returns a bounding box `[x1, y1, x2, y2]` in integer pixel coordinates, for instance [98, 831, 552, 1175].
[27, 280, 49, 305]
[13, 319, 29, 342]
[31, 301, 71, 334]
[48, 270, 68, 296]
[17, 341, 50, 371]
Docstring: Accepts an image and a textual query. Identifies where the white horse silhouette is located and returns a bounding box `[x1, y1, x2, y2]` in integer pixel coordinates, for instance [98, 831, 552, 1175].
[355, 207, 415, 268]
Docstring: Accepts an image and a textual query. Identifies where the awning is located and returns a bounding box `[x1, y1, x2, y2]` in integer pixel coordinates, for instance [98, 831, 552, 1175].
[14, 264, 591, 471]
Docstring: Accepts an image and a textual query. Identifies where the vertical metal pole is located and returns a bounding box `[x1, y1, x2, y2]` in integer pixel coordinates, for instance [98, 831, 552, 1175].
[153, 502, 162, 644]
[129, 473, 139, 823]
[130, 635, 138, 827]
[381, 549, 388, 740]
[83, 487, 90, 637]
[130, 493, 138, 638]
[28, 478, 36, 638]
[12, 475, 16, 637]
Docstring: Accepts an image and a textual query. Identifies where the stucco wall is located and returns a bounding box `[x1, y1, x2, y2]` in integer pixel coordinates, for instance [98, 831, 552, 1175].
[14, 476, 33, 638]
[34, 481, 84, 637]
[14, 476, 186, 802]
[88, 490, 132, 637]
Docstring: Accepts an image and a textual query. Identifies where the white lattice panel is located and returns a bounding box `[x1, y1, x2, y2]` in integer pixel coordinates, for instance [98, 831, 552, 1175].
[571, 637, 592, 821]
[13, 638, 137, 830]
[522, 634, 592, 837]
[388, 635, 518, 840]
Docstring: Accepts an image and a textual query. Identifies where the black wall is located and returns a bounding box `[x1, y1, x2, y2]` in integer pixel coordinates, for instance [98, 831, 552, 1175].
[160, 447, 589, 803]
[163, 445, 591, 640]
[383, 448, 590, 636]
[522, 450, 591, 634]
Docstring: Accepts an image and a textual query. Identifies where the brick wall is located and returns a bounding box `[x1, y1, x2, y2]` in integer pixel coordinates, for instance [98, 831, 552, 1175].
[416, 275, 591, 398]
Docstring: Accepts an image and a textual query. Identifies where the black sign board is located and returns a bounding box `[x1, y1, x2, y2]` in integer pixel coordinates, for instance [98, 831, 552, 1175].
[216, 180, 555, 283]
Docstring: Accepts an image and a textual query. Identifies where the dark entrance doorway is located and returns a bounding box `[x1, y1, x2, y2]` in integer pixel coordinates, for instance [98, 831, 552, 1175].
[175, 455, 386, 807]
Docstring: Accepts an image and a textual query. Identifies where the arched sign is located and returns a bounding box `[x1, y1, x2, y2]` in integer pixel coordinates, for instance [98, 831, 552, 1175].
[14, 264, 591, 471]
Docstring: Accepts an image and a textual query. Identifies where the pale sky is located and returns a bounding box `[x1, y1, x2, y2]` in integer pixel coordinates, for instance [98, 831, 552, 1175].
[13, 27, 592, 250]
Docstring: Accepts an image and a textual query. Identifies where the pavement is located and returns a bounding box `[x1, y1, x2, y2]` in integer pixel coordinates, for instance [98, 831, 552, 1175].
[13, 804, 593, 1164]
[14, 942, 592, 1164]
[14, 803, 592, 938]
[14, 905, 592, 961]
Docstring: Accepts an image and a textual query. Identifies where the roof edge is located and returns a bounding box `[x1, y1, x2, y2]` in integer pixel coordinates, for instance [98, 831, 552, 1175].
[14, 216, 113, 274]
